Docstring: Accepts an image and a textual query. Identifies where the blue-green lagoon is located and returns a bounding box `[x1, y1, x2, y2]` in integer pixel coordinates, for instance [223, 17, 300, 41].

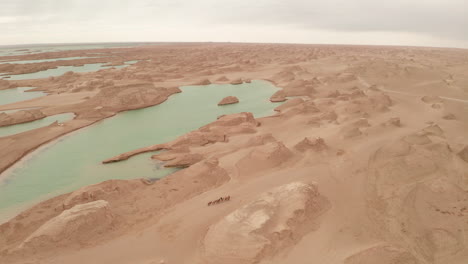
[0, 80, 281, 222]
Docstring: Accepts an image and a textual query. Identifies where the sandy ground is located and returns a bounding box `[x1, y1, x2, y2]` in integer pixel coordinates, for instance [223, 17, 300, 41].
[0, 43, 468, 264]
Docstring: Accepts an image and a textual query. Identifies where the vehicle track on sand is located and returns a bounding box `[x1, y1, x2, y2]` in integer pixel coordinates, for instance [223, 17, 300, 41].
[357, 76, 468, 104]
[364, 132, 468, 263]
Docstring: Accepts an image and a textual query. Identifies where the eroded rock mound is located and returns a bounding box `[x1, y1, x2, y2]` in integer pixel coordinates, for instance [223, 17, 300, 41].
[159, 153, 204, 168]
[230, 78, 243, 85]
[271, 70, 295, 82]
[270, 90, 287, 102]
[422, 124, 444, 138]
[442, 113, 456, 120]
[245, 133, 277, 147]
[166, 112, 258, 148]
[352, 118, 370, 128]
[202, 182, 329, 264]
[236, 142, 293, 175]
[218, 96, 239, 106]
[63, 180, 143, 209]
[458, 145, 468, 163]
[87, 83, 174, 112]
[0, 79, 17, 89]
[170, 130, 227, 147]
[21, 200, 113, 249]
[325, 90, 341, 98]
[195, 79, 211, 85]
[102, 144, 167, 163]
[381, 117, 401, 127]
[0, 109, 46, 127]
[208, 112, 258, 127]
[201, 112, 259, 136]
[342, 126, 362, 139]
[150, 146, 189, 161]
[294, 137, 327, 152]
[284, 79, 316, 96]
[216, 76, 229, 82]
[421, 95, 443, 104]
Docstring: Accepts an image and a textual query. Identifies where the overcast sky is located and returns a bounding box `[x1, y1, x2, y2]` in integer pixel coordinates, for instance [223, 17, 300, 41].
[1, 0, 467, 48]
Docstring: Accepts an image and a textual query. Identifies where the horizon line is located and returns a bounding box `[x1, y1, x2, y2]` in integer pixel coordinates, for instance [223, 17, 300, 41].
[0, 41, 466, 51]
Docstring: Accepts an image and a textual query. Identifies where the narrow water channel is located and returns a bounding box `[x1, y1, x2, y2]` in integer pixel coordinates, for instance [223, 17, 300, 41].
[0, 57, 95, 64]
[2, 61, 138, 80]
[0, 113, 75, 137]
[0, 87, 45, 105]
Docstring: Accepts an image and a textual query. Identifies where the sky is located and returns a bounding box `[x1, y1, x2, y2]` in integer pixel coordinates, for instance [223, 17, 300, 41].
[1, 0, 467, 48]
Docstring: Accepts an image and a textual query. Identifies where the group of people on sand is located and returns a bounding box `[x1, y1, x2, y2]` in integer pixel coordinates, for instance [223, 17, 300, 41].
[207, 195, 230, 206]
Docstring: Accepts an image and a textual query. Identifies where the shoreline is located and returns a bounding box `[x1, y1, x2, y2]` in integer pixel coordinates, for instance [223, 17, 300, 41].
[0, 79, 283, 224]
[0, 78, 282, 176]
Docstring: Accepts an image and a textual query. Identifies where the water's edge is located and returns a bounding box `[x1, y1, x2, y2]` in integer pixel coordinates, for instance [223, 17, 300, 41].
[0, 80, 283, 223]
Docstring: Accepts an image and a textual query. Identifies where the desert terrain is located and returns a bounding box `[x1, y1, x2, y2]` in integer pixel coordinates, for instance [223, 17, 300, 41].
[0, 43, 467, 264]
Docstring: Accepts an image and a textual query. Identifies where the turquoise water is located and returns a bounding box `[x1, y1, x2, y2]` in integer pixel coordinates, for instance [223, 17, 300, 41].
[2, 61, 137, 80]
[0, 80, 280, 222]
[0, 57, 95, 64]
[0, 113, 75, 137]
[0, 43, 148, 57]
[0, 87, 46, 105]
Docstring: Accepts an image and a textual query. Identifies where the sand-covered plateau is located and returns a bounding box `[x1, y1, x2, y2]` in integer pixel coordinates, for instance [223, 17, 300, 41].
[0, 43, 467, 264]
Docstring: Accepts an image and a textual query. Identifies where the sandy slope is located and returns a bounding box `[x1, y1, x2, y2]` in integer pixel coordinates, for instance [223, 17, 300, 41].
[0, 43, 468, 264]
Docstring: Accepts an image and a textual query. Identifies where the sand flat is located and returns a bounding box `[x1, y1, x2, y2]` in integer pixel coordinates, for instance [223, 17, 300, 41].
[0, 43, 467, 264]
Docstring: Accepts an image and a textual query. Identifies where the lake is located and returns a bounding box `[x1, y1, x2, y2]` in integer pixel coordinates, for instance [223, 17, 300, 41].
[0, 80, 281, 222]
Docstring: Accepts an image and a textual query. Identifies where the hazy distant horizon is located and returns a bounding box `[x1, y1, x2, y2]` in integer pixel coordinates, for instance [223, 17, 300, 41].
[1, 41, 467, 51]
[2, 0, 467, 49]
[0, 42, 153, 48]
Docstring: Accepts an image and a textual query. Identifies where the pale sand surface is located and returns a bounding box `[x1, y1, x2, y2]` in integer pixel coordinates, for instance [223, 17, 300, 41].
[1, 43, 468, 264]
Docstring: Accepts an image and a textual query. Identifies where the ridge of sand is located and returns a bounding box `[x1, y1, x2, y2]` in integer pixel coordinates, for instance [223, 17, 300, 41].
[0, 109, 46, 127]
